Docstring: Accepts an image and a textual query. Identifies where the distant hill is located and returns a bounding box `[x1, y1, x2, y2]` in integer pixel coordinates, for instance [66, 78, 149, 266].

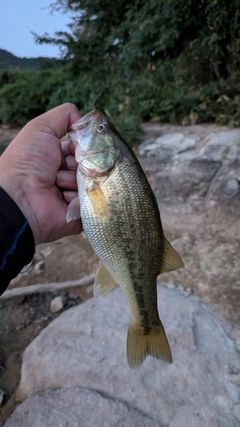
[0, 48, 57, 70]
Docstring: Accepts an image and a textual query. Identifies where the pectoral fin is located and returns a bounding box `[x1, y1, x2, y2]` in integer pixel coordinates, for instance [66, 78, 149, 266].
[94, 263, 119, 297]
[160, 237, 184, 274]
[87, 185, 109, 217]
[66, 197, 81, 223]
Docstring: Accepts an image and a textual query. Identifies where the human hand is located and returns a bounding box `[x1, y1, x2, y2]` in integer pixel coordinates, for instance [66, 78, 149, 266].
[0, 103, 82, 245]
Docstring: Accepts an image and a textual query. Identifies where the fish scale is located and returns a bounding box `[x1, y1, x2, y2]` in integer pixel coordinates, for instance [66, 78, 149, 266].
[81, 157, 161, 321]
[67, 110, 184, 368]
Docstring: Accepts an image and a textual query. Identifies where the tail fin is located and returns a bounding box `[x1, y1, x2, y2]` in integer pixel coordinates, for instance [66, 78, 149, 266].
[127, 321, 172, 369]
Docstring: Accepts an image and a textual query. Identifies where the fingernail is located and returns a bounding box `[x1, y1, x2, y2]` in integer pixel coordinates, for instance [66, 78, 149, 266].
[66, 156, 77, 169]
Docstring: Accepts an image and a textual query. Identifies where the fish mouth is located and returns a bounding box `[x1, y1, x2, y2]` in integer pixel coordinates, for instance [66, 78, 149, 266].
[69, 110, 105, 132]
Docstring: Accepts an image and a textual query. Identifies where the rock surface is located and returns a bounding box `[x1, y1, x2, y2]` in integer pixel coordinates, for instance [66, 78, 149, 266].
[5, 386, 160, 427]
[9, 287, 240, 427]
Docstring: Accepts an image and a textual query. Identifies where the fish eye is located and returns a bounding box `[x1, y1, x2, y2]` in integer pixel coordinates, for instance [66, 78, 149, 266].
[97, 123, 108, 133]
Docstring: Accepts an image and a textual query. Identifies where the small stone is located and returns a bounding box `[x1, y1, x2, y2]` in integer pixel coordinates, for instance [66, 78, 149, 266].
[40, 246, 54, 258]
[185, 287, 192, 296]
[50, 296, 65, 313]
[224, 179, 239, 196]
[33, 261, 45, 275]
[209, 200, 217, 207]
[14, 295, 26, 305]
[0, 388, 5, 407]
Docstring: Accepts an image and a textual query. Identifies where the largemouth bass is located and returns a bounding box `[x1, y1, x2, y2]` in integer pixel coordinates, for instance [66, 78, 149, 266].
[66, 110, 184, 368]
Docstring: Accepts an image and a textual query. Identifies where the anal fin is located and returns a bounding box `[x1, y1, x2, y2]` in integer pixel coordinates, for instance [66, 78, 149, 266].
[160, 237, 184, 274]
[94, 263, 119, 297]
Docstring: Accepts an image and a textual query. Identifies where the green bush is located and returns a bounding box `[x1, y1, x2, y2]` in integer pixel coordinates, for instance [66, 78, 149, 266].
[1, 0, 240, 142]
[0, 68, 70, 125]
[0, 65, 240, 143]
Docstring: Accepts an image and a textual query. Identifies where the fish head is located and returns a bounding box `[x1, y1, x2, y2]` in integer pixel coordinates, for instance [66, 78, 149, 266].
[69, 110, 120, 178]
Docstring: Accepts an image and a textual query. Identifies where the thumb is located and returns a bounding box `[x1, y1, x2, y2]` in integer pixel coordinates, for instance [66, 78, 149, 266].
[28, 103, 82, 140]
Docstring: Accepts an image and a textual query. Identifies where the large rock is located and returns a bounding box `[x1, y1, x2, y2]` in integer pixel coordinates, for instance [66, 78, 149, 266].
[139, 125, 240, 233]
[5, 386, 160, 427]
[11, 287, 240, 426]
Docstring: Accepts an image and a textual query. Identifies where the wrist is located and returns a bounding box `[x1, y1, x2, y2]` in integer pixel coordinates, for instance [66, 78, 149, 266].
[0, 173, 40, 246]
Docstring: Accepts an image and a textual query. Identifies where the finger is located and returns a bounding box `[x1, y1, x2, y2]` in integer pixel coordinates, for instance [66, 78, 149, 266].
[68, 140, 76, 155]
[63, 191, 78, 203]
[60, 155, 77, 171]
[60, 141, 76, 170]
[61, 140, 76, 157]
[66, 156, 77, 170]
[61, 140, 72, 157]
[29, 103, 81, 140]
[56, 170, 78, 190]
[60, 153, 68, 170]
[59, 154, 78, 172]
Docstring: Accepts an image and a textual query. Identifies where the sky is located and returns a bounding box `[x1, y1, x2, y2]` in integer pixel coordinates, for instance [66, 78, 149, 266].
[1, 0, 72, 58]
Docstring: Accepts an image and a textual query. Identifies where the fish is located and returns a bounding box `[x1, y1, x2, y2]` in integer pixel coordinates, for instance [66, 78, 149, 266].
[66, 110, 184, 368]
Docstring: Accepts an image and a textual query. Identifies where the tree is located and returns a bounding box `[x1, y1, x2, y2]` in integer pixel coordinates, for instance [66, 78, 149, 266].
[39, 0, 240, 81]
[1, 1, 240, 133]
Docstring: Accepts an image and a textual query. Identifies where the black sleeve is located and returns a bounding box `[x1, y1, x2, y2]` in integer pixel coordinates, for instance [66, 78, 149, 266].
[0, 187, 35, 296]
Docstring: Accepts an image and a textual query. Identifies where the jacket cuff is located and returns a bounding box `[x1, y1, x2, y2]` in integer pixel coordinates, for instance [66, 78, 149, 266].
[0, 187, 35, 295]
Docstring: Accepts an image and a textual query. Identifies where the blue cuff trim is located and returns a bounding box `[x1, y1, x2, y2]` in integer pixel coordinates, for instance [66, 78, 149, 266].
[0, 219, 28, 271]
